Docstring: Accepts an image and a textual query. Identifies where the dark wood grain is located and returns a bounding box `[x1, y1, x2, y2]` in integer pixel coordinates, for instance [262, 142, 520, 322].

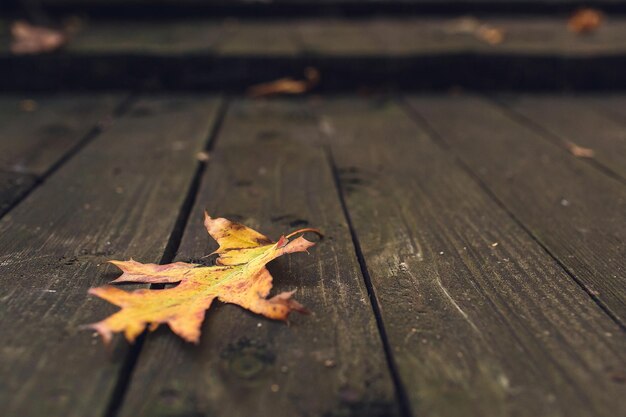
[118, 99, 400, 417]
[0, 95, 222, 417]
[498, 95, 626, 181]
[311, 97, 625, 417]
[407, 94, 626, 326]
[0, 95, 121, 176]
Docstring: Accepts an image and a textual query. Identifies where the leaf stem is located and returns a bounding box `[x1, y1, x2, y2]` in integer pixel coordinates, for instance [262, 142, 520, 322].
[285, 228, 324, 239]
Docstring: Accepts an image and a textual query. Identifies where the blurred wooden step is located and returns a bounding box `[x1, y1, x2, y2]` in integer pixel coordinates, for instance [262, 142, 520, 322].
[1, 16, 625, 90]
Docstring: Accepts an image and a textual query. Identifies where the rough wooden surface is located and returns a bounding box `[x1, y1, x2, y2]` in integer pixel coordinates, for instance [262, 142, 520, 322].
[0, 95, 121, 176]
[0, 171, 36, 216]
[118, 99, 400, 417]
[0, 96, 221, 417]
[312, 97, 625, 417]
[498, 95, 626, 181]
[0, 93, 624, 417]
[407, 95, 626, 326]
[0, 95, 122, 215]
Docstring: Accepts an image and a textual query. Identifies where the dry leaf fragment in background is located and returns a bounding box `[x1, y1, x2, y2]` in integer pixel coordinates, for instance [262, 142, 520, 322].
[10, 20, 68, 54]
[248, 67, 320, 98]
[568, 9, 604, 34]
[476, 26, 504, 45]
[565, 141, 595, 158]
[445, 17, 505, 45]
[196, 151, 210, 162]
[19, 99, 38, 112]
[86, 213, 321, 345]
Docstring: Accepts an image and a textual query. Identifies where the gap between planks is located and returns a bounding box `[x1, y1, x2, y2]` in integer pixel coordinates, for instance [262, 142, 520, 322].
[103, 97, 230, 417]
[0, 94, 133, 219]
[115, 99, 402, 417]
[0, 95, 224, 417]
[325, 147, 414, 417]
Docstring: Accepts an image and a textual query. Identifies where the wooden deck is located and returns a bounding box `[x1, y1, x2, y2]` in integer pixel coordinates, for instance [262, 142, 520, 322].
[0, 92, 624, 417]
[3, 16, 626, 90]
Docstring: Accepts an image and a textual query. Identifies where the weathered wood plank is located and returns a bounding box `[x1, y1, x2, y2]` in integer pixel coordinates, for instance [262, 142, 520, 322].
[215, 21, 302, 55]
[0, 95, 121, 176]
[475, 17, 626, 55]
[368, 18, 479, 54]
[407, 95, 626, 326]
[0, 171, 36, 216]
[0, 94, 121, 220]
[4, 18, 626, 90]
[69, 21, 228, 54]
[0, 95, 222, 417]
[313, 97, 626, 417]
[298, 19, 386, 55]
[62, 18, 626, 58]
[118, 99, 400, 417]
[499, 95, 626, 181]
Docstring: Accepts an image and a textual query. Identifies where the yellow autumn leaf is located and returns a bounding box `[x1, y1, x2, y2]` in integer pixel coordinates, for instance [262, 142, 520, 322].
[86, 212, 320, 345]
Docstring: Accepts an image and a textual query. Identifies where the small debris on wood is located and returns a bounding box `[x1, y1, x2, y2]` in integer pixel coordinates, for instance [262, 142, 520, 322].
[319, 117, 335, 136]
[270, 384, 280, 393]
[445, 17, 505, 45]
[19, 99, 38, 112]
[564, 141, 595, 158]
[10, 20, 69, 55]
[568, 8, 603, 34]
[196, 151, 210, 162]
[248, 67, 320, 98]
[324, 359, 336, 368]
[476, 26, 504, 45]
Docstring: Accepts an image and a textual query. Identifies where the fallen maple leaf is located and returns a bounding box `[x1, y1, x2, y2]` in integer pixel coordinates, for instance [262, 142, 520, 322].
[564, 140, 595, 158]
[568, 8, 603, 34]
[248, 67, 320, 98]
[86, 213, 321, 345]
[10, 20, 69, 55]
